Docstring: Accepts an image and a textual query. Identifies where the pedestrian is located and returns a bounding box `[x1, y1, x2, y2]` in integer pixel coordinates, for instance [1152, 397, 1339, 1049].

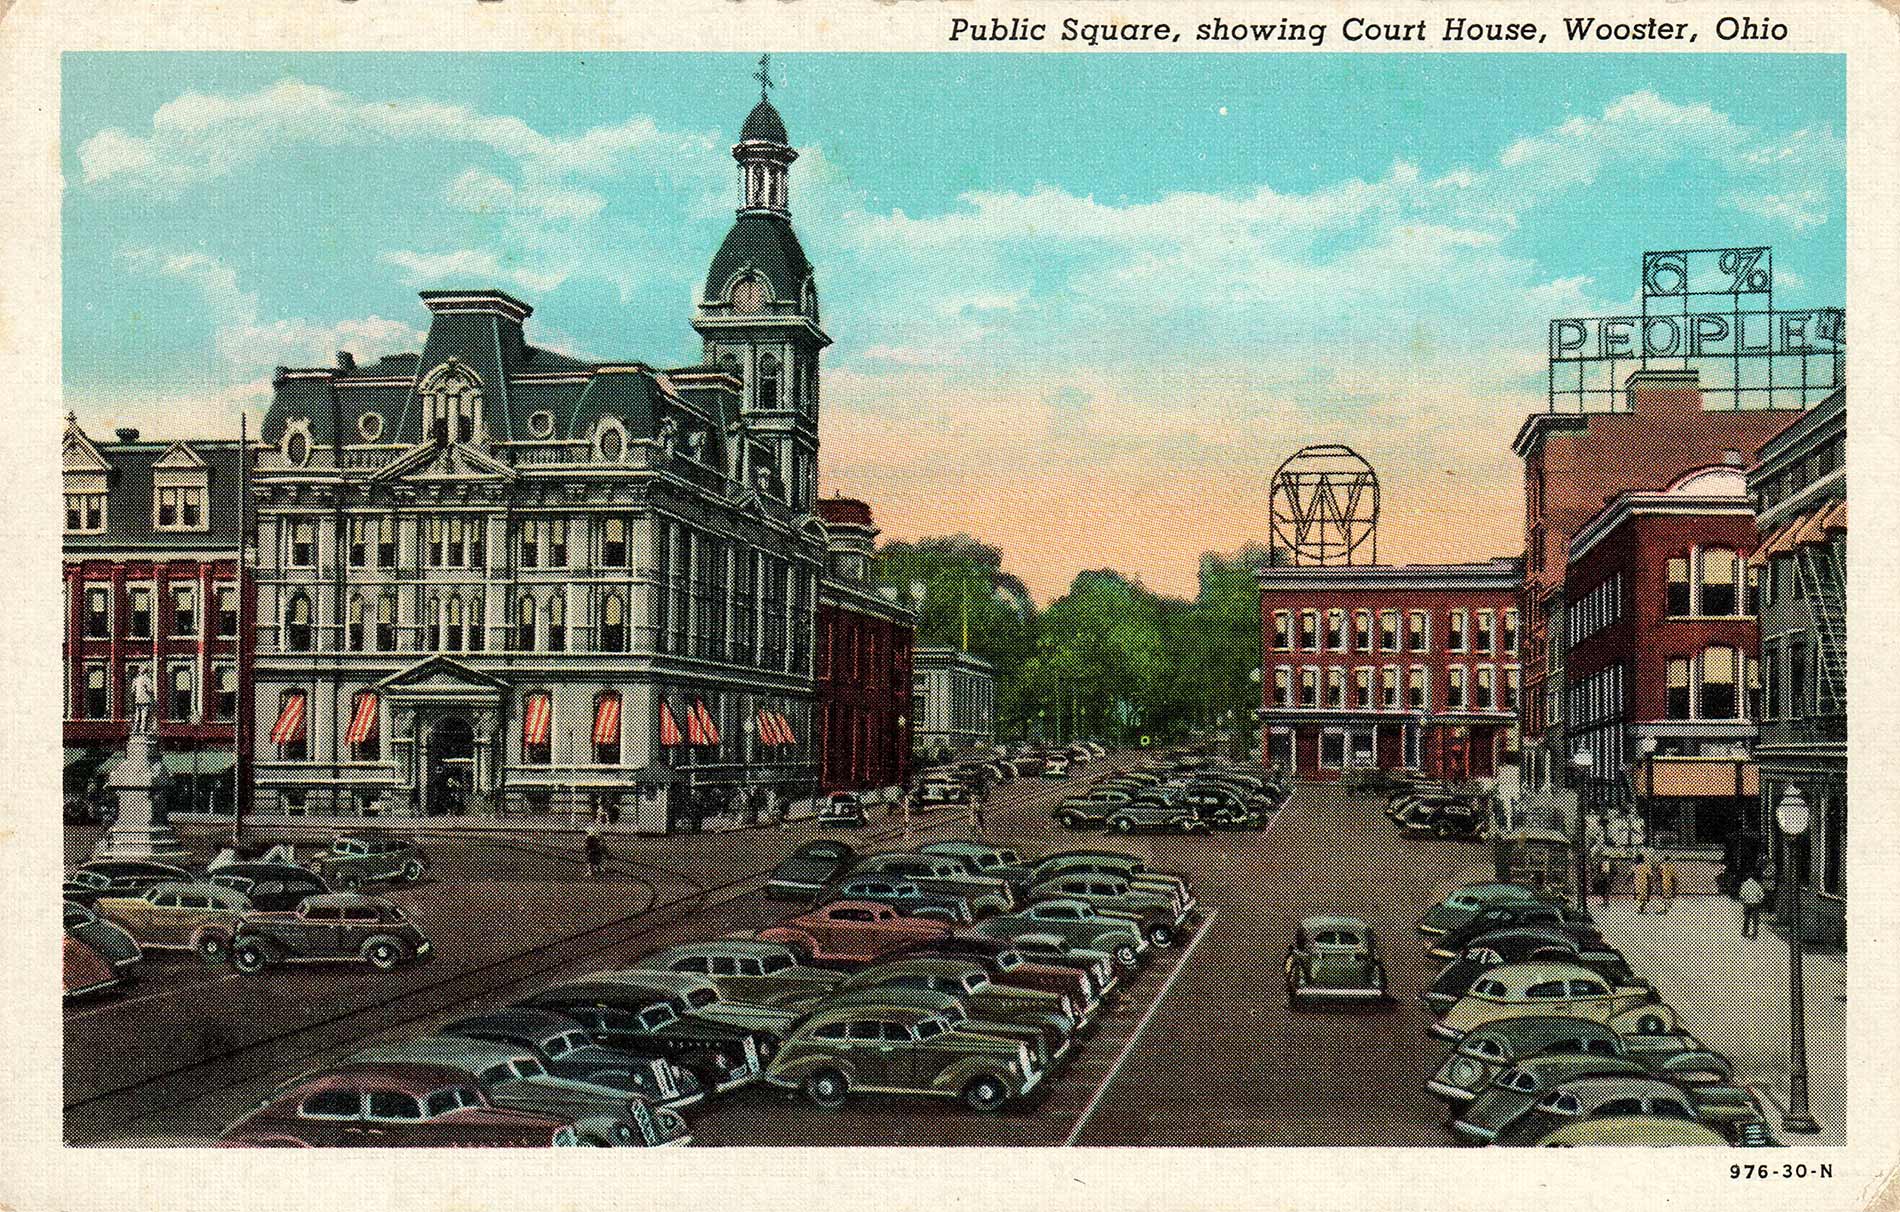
[1657, 855, 1678, 913]
[593, 799, 610, 827]
[1632, 854, 1654, 913]
[1738, 871, 1765, 937]
[970, 795, 986, 837]
[1594, 851, 1614, 907]
[583, 827, 605, 878]
[606, 797, 621, 826]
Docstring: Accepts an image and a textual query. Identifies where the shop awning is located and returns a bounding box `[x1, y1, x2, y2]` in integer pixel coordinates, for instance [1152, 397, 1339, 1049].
[592, 693, 622, 745]
[161, 751, 237, 775]
[523, 692, 551, 746]
[1752, 498, 1846, 568]
[758, 709, 786, 746]
[773, 711, 796, 746]
[690, 699, 720, 746]
[1748, 515, 1801, 568]
[346, 693, 379, 744]
[1646, 758, 1757, 798]
[269, 692, 306, 744]
[658, 699, 683, 747]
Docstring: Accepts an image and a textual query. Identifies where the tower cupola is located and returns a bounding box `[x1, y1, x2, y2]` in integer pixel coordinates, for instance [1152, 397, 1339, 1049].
[735, 56, 796, 215]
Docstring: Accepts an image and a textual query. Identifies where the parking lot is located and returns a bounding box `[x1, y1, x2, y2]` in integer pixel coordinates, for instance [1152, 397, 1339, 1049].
[67, 760, 1492, 1147]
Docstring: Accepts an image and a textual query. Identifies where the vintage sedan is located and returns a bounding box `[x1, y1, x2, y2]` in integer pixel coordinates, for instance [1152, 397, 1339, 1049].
[1051, 792, 1126, 830]
[756, 901, 952, 968]
[64, 901, 142, 973]
[631, 940, 846, 1008]
[1026, 875, 1184, 947]
[94, 880, 253, 962]
[306, 835, 430, 890]
[205, 862, 331, 912]
[915, 777, 973, 808]
[64, 935, 127, 1000]
[1041, 754, 1072, 779]
[828, 876, 975, 924]
[221, 1062, 604, 1148]
[228, 894, 432, 974]
[816, 792, 867, 828]
[1031, 851, 1196, 915]
[572, 969, 803, 1041]
[846, 854, 1014, 917]
[521, 980, 773, 1092]
[763, 839, 857, 901]
[1491, 1076, 1714, 1147]
[437, 1008, 706, 1110]
[1416, 883, 1548, 936]
[1284, 915, 1390, 1005]
[1106, 788, 1211, 836]
[764, 1005, 1043, 1112]
[1426, 1015, 1729, 1105]
[1179, 783, 1268, 829]
[1427, 901, 1602, 961]
[348, 1036, 689, 1146]
[918, 841, 1039, 894]
[984, 932, 1121, 998]
[1434, 962, 1678, 1042]
[838, 957, 1078, 1056]
[1455, 1055, 1760, 1145]
[1424, 929, 1638, 1014]
[1530, 1115, 1737, 1147]
[808, 985, 1055, 1072]
[901, 933, 1109, 1019]
[973, 899, 1147, 972]
[64, 859, 192, 906]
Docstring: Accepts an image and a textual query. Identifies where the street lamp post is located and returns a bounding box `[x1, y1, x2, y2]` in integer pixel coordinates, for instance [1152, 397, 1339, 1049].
[1571, 749, 1595, 921]
[1776, 786, 1822, 1134]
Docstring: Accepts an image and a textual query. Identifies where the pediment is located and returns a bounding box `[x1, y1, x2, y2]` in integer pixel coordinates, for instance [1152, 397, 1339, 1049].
[377, 654, 512, 693]
[62, 428, 110, 473]
[371, 439, 517, 485]
[152, 441, 208, 471]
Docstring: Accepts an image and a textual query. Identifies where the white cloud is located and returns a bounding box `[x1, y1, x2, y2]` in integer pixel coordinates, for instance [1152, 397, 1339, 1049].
[380, 248, 571, 295]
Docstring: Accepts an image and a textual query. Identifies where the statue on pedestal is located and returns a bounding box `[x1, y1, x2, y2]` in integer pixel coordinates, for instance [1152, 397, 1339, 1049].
[130, 669, 157, 737]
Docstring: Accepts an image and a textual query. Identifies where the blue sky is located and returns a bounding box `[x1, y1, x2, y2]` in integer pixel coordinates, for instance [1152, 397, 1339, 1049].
[63, 53, 1844, 599]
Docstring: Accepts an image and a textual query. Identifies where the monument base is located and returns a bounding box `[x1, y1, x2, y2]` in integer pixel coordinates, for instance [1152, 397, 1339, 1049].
[91, 825, 191, 862]
[91, 730, 193, 863]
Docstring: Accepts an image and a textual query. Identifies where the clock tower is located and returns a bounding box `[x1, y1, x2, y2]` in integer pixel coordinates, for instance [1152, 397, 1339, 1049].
[693, 57, 829, 510]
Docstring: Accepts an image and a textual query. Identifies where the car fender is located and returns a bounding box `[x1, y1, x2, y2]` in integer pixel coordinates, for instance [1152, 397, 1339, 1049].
[757, 928, 817, 960]
[189, 923, 233, 951]
[767, 1051, 865, 1089]
[358, 933, 410, 961]
[1656, 1049, 1733, 1082]
[924, 1053, 1019, 1097]
[233, 931, 288, 961]
[570, 1113, 640, 1147]
[1609, 1003, 1678, 1036]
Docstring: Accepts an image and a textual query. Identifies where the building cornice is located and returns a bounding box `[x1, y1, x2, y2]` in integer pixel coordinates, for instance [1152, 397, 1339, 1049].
[1256, 559, 1522, 594]
[1567, 493, 1755, 564]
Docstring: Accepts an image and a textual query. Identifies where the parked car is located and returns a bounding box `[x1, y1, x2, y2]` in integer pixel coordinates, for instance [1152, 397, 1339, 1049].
[755, 901, 951, 968]
[828, 876, 974, 924]
[982, 932, 1121, 997]
[630, 940, 847, 1009]
[228, 894, 432, 974]
[918, 841, 1039, 895]
[807, 985, 1057, 1072]
[1031, 852, 1195, 917]
[1530, 1114, 1734, 1147]
[1424, 928, 1638, 1014]
[1489, 1076, 1750, 1148]
[916, 778, 972, 808]
[220, 1062, 608, 1148]
[1426, 1015, 1728, 1105]
[900, 933, 1108, 1021]
[520, 980, 773, 1093]
[1025, 875, 1184, 947]
[63, 900, 142, 973]
[572, 969, 804, 1041]
[346, 1037, 687, 1146]
[64, 935, 127, 1000]
[305, 835, 430, 890]
[1417, 883, 1549, 936]
[204, 862, 331, 912]
[1433, 962, 1678, 1042]
[1284, 915, 1390, 1005]
[973, 899, 1147, 972]
[64, 859, 192, 906]
[763, 839, 857, 901]
[764, 1004, 1044, 1112]
[437, 1007, 705, 1110]
[1106, 794, 1210, 836]
[1180, 783, 1268, 829]
[1427, 903, 1604, 961]
[94, 880, 253, 962]
[1041, 755, 1072, 779]
[837, 957, 1078, 1056]
[816, 792, 866, 828]
[1052, 792, 1125, 830]
[847, 854, 1014, 917]
[1453, 1054, 1760, 1145]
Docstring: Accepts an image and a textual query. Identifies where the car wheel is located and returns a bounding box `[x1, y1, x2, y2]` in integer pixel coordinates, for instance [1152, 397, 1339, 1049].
[230, 941, 269, 974]
[613, 1121, 637, 1145]
[1113, 942, 1140, 969]
[194, 932, 228, 963]
[1112, 818, 1134, 835]
[962, 1074, 1009, 1113]
[1058, 812, 1082, 829]
[805, 1068, 848, 1109]
[1148, 923, 1176, 949]
[1633, 1011, 1669, 1035]
[401, 859, 426, 883]
[363, 939, 404, 972]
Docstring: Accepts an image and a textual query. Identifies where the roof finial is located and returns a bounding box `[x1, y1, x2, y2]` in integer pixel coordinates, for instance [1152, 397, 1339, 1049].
[754, 52, 774, 101]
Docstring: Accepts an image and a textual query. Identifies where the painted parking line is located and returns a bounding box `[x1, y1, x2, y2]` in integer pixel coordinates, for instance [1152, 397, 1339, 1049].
[65, 971, 240, 1021]
[1063, 907, 1219, 1147]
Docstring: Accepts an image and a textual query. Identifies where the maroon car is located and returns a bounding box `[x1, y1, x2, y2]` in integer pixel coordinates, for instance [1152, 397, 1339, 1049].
[756, 901, 951, 968]
[902, 932, 1112, 1022]
[220, 1063, 592, 1147]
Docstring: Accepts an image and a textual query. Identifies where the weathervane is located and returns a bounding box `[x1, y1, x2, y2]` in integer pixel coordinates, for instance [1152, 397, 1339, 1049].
[754, 53, 774, 100]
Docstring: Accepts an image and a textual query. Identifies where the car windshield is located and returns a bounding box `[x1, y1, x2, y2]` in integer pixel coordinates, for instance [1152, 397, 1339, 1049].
[914, 1017, 948, 1039]
[546, 1032, 585, 1057]
[1502, 1070, 1541, 1093]
[685, 989, 720, 1010]
[639, 1005, 677, 1030]
[760, 955, 793, 974]
[1447, 894, 1479, 910]
[424, 1086, 480, 1117]
[962, 974, 988, 994]
[996, 952, 1022, 970]
[478, 1063, 516, 1085]
[510, 1058, 546, 1079]
[941, 1006, 967, 1024]
[70, 870, 110, 890]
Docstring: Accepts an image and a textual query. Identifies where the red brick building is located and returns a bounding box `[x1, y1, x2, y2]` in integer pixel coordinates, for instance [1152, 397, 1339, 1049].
[1256, 558, 1522, 781]
[1565, 466, 1761, 846]
[1514, 369, 1800, 789]
[815, 498, 914, 793]
[62, 419, 254, 815]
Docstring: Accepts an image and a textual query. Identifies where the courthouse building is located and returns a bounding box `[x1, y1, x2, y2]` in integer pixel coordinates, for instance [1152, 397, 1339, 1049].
[911, 648, 997, 763]
[249, 91, 836, 828]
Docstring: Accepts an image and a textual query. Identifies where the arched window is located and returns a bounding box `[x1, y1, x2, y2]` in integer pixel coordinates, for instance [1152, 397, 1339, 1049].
[1354, 610, 1373, 652]
[547, 594, 566, 652]
[1666, 658, 1691, 719]
[515, 593, 536, 652]
[1702, 646, 1738, 719]
[420, 361, 482, 443]
[376, 592, 397, 652]
[1272, 611, 1291, 651]
[347, 593, 365, 652]
[1666, 557, 1692, 616]
[756, 354, 781, 410]
[445, 595, 464, 652]
[285, 592, 312, 652]
[468, 595, 484, 652]
[1700, 549, 1738, 616]
[601, 592, 626, 652]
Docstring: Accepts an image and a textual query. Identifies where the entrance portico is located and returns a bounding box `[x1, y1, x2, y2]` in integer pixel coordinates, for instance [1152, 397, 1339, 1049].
[378, 655, 509, 816]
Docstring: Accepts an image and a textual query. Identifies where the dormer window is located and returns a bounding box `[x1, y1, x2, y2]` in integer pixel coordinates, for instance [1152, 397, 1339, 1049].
[65, 490, 106, 533]
[155, 486, 205, 530]
[152, 442, 211, 532]
[420, 361, 482, 444]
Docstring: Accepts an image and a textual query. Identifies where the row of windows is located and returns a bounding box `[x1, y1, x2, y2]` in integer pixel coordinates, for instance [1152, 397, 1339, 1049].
[1754, 432, 1844, 512]
[1269, 664, 1520, 713]
[1570, 663, 1625, 730]
[72, 659, 236, 723]
[1663, 646, 1759, 721]
[1664, 548, 1752, 618]
[1567, 573, 1623, 648]
[63, 486, 207, 534]
[817, 617, 909, 688]
[1270, 607, 1518, 657]
[1761, 635, 1836, 721]
[77, 582, 239, 641]
[301, 514, 646, 572]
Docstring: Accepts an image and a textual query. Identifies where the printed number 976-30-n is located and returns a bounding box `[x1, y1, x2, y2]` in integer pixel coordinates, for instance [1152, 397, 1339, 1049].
[1731, 1164, 1832, 1179]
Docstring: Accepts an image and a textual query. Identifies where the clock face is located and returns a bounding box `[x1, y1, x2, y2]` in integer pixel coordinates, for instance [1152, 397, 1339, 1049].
[732, 277, 769, 314]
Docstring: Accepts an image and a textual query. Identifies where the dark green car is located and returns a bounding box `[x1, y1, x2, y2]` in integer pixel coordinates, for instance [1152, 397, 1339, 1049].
[837, 957, 1077, 1059]
[1425, 1015, 1730, 1106]
[764, 1004, 1044, 1112]
[306, 835, 430, 890]
[1284, 915, 1389, 1005]
[1025, 875, 1184, 948]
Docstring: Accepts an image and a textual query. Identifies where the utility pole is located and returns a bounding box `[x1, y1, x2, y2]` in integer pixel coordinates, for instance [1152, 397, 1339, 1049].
[231, 411, 248, 848]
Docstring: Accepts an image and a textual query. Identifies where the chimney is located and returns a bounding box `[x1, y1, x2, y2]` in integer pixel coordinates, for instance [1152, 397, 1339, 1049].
[336, 350, 357, 372]
[114, 427, 140, 442]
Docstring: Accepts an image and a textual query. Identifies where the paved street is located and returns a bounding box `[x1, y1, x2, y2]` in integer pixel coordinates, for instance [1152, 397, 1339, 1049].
[67, 767, 1496, 1147]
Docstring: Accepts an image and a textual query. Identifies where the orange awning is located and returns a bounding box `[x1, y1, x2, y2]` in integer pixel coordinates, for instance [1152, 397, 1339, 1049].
[522, 692, 551, 745]
[1646, 758, 1757, 798]
[345, 693, 379, 744]
[1749, 514, 1803, 568]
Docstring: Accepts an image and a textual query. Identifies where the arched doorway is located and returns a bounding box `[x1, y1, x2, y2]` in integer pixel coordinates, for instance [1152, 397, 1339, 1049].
[427, 715, 475, 815]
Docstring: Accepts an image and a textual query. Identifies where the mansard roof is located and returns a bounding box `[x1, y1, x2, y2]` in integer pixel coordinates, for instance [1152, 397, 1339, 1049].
[61, 426, 245, 552]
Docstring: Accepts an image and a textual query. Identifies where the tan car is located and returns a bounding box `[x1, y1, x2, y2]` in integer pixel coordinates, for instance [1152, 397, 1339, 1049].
[94, 880, 253, 963]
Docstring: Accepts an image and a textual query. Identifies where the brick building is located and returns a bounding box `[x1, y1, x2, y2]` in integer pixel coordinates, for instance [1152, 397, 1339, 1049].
[1256, 558, 1522, 781]
[62, 419, 253, 816]
[1564, 465, 1761, 848]
[815, 498, 914, 794]
[1514, 369, 1803, 789]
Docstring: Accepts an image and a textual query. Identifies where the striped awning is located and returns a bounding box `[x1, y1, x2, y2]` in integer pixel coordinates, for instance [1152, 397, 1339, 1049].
[269, 692, 306, 745]
[593, 693, 622, 746]
[658, 699, 683, 747]
[1752, 498, 1846, 568]
[683, 699, 719, 746]
[346, 694, 379, 745]
[757, 708, 782, 746]
[522, 692, 551, 746]
[773, 711, 796, 746]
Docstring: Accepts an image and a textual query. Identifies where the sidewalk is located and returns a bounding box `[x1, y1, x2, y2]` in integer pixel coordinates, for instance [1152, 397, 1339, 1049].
[1593, 895, 1846, 1146]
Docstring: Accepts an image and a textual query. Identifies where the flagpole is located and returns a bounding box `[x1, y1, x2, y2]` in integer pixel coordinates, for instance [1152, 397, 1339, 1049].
[232, 411, 248, 848]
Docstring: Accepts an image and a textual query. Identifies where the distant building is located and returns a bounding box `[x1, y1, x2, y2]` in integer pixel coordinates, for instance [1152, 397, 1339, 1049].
[1565, 464, 1761, 849]
[912, 648, 995, 763]
[1747, 387, 1845, 944]
[1256, 558, 1522, 781]
[62, 419, 252, 815]
[815, 498, 914, 793]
